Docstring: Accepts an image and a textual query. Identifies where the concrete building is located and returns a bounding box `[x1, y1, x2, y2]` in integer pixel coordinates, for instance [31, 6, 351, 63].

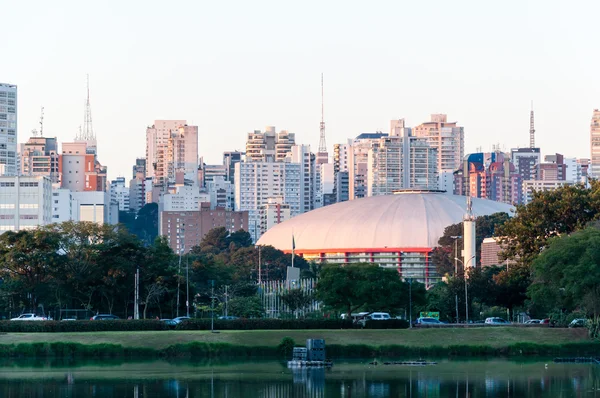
[367, 123, 438, 196]
[223, 151, 243, 183]
[20, 137, 59, 183]
[59, 142, 107, 192]
[71, 191, 111, 224]
[159, 203, 248, 254]
[348, 132, 387, 199]
[259, 197, 291, 235]
[161, 184, 209, 212]
[0, 176, 52, 232]
[511, 148, 541, 204]
[540, 153, 566, 181]
[454, 152, 521, 205]
[0, 83, 17, 176]
[206, 176, 234, 210]
[591, 110, 600, 178]
[287, 145, 316, 213]
[245, 127, 295, 163]
[320, 163, 336, 206]
[109, 177, 130, 212]
[52, 188, 77, 223]
[522, 179, 574, 204]
[481, 237, 517, 268]
[412, 114, 464, 187]
[234, 161, 302, 242]
[335, 171, 350, 203]
[146, 120, 198, 190]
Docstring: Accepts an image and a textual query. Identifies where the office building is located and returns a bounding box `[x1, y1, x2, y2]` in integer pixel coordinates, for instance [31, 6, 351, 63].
[129, 158, 147, 212]
[52, 188, 76, 223]
[0, 83, 17, 176]
[245, 126, 295, 162]
[481, 237, 517, 268]
[71, 191, 111, 224]
[0, 176, 52, 232]
[511, 148, 541, 204]
[159, 202, 248, 254]
[223, 151, 243, 183]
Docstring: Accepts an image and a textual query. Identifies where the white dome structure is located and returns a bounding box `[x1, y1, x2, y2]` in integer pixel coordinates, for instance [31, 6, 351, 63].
[257, 190, 513, 285]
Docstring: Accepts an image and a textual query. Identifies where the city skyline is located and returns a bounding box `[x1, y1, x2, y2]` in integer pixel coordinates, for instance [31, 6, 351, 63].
[3, 0, 600, 180]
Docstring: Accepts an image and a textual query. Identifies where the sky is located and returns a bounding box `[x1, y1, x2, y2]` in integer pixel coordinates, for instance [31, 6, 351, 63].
[3, 0, 599, 181]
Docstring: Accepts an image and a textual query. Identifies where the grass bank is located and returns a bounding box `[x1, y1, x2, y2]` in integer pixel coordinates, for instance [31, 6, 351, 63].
[0, 328, 593, 359]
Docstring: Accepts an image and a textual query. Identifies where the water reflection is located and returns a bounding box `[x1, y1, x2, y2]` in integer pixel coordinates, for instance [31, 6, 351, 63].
[0, 360, 599, 397]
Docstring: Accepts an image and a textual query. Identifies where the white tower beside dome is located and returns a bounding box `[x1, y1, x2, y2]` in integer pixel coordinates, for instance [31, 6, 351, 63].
[463, 196, 476, 271]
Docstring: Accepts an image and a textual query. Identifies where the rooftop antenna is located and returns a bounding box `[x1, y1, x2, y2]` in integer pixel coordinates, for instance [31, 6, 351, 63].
[39, 106, 44, 137]
[529, 100, 535, 149]
[77, 74, 96, 142]
[318, 73, 327, 154]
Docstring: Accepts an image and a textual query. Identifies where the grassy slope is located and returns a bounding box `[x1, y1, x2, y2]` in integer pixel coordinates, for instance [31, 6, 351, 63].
[0, 327, 588, 350]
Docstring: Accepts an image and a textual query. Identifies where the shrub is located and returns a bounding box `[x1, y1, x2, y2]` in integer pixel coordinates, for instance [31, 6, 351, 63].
[277, 337, 296, 357]
[362, 319, 409, 329]
[0, 320, 171, 333]
[176, 318, 354, 331]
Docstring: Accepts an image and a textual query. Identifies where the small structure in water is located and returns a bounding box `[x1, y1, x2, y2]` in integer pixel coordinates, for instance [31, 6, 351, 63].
[288, 339, 333, 368]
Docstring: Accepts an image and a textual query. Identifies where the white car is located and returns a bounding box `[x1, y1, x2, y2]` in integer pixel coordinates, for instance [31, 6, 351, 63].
[10, 313, 47, 321]
[367, 312, 392, 321]
[484, 317, 510, 325]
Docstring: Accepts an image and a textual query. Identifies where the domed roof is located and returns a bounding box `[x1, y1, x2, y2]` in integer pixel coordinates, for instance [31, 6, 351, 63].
[257, 191, 514, 252]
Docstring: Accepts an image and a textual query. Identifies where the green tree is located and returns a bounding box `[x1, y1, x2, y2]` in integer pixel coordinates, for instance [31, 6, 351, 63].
[315, 263, 409, 317]
[228, 295, 265, 318]
[528, 226, 600, 317]
[497, 182, 600, 265]
[280, 288, 312, 317]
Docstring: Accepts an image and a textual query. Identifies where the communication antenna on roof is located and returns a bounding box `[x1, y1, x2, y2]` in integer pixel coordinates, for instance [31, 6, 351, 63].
[529, 100, 535, 149]
[76, 74, 96, 142]
[39, 106, 44, 137]
[317, 73, 327, 157]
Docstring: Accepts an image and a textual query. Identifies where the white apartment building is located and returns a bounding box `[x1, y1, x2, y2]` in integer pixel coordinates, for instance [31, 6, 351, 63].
[235, 161, 301, 241]
[412, 114, 464, 176]
[259, 197, 291, 235]
[71, 191, 111, 224]
[161, 184, 210, 212]
[287, 145, 316, 212]
[590, 110, 600, 178]
[207, 175, 234, 210]
[52, 188, 77, 223]
[245, 127, 296, 162]
[348, 132, 388, 199]
[0, 83, 17, 176]
[522, 180, 574, 204]
[0, 176, 52, 232]
[20, 137, 60, 183]
[109, 177, 130, 211]
[367, 126, 438, 196]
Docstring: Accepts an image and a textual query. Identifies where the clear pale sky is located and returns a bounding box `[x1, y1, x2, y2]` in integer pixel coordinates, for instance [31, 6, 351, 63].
[3, 0, 599, 180]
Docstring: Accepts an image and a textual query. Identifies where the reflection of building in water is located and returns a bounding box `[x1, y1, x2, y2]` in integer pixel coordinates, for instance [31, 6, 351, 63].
[261, 368, 325, 398]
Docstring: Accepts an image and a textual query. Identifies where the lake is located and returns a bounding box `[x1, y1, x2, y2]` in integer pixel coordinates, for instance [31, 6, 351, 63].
[0, 359, 598, 397]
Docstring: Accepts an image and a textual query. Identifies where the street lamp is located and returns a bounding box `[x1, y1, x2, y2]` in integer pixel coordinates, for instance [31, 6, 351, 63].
[450, 236, 462, 324]
[454, 256, 476, 324]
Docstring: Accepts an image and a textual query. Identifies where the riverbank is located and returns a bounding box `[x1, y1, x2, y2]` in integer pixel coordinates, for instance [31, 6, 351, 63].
[0, 328, 595, 358]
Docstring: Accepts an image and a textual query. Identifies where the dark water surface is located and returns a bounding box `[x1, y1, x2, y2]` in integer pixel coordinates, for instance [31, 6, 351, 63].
[0, 359, 599, 397]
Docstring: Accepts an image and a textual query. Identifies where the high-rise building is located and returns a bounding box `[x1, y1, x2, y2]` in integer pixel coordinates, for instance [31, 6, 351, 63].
[259, 197, 291, 235]
[540, 153, 567, 181]
[129, 158, 147, 212]
[0, 176, 52, 233]
[511, 148, 541, 204]
[245, 127, 296, 162]
[58, 142, 107, 192]
[223, 151, 243, 183]
[287, 145, 316, 212]
[367, 121, 438, 196]
[159, 202, 248, 254]
[335, 171, 350, 203]
[412, 114, 464, 187]
[0, 83, 17, 176]
[348, 132, 387, 199]
[145, 120, 189, 189]
[234, 161, 302, 241]
[590, 109, 600, 178]
[166, 124, 198, 184]
[20, 136, 59, 183]
[522, 180, 574, 204]
[109, 177, 130, 212]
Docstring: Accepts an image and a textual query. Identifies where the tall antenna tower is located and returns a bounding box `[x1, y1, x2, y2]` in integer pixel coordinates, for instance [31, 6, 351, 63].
[529, 101, 535, 148]
[39, 106, 44, 137]
[76, 74, 96, 142]
[318, 73, 327, 155]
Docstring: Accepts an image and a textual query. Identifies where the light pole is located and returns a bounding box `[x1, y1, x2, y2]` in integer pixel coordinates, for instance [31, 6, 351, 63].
[176, 223, 185, 318]
[454, 256, 475, 324]
[450, 236, 462, 324]
[186, 254, 190, 317]
[408, 277, 413, 328]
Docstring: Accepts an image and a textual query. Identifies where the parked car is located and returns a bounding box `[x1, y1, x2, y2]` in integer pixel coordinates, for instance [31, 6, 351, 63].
[341, 312, 370, 324]
[415, 317, 443, 325]
[61, 317, 77, 321]
[218, 316, 239, 320]
[160, 318, 177, 326]
[569, 318, 588, 328]
[367, 312, 391, 321]
[10, 313, 47, 321]
[171, 316, 191, 324]
[524, 319, 541, 324]
[90, 314, 120, 320]
[484, 317, 510, 325]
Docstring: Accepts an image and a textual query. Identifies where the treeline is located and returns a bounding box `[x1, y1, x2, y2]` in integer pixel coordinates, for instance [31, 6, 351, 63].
[0, 222, 304, 319]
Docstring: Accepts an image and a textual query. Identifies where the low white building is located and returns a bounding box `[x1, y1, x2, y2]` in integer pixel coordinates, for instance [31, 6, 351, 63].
[0, 175, 52, 232]
[52, 188, 77, 223]
[522, 179, 574, 204]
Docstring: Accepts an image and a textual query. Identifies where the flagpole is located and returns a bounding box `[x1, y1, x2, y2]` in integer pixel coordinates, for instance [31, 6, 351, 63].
[292, 230, 295, 268]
